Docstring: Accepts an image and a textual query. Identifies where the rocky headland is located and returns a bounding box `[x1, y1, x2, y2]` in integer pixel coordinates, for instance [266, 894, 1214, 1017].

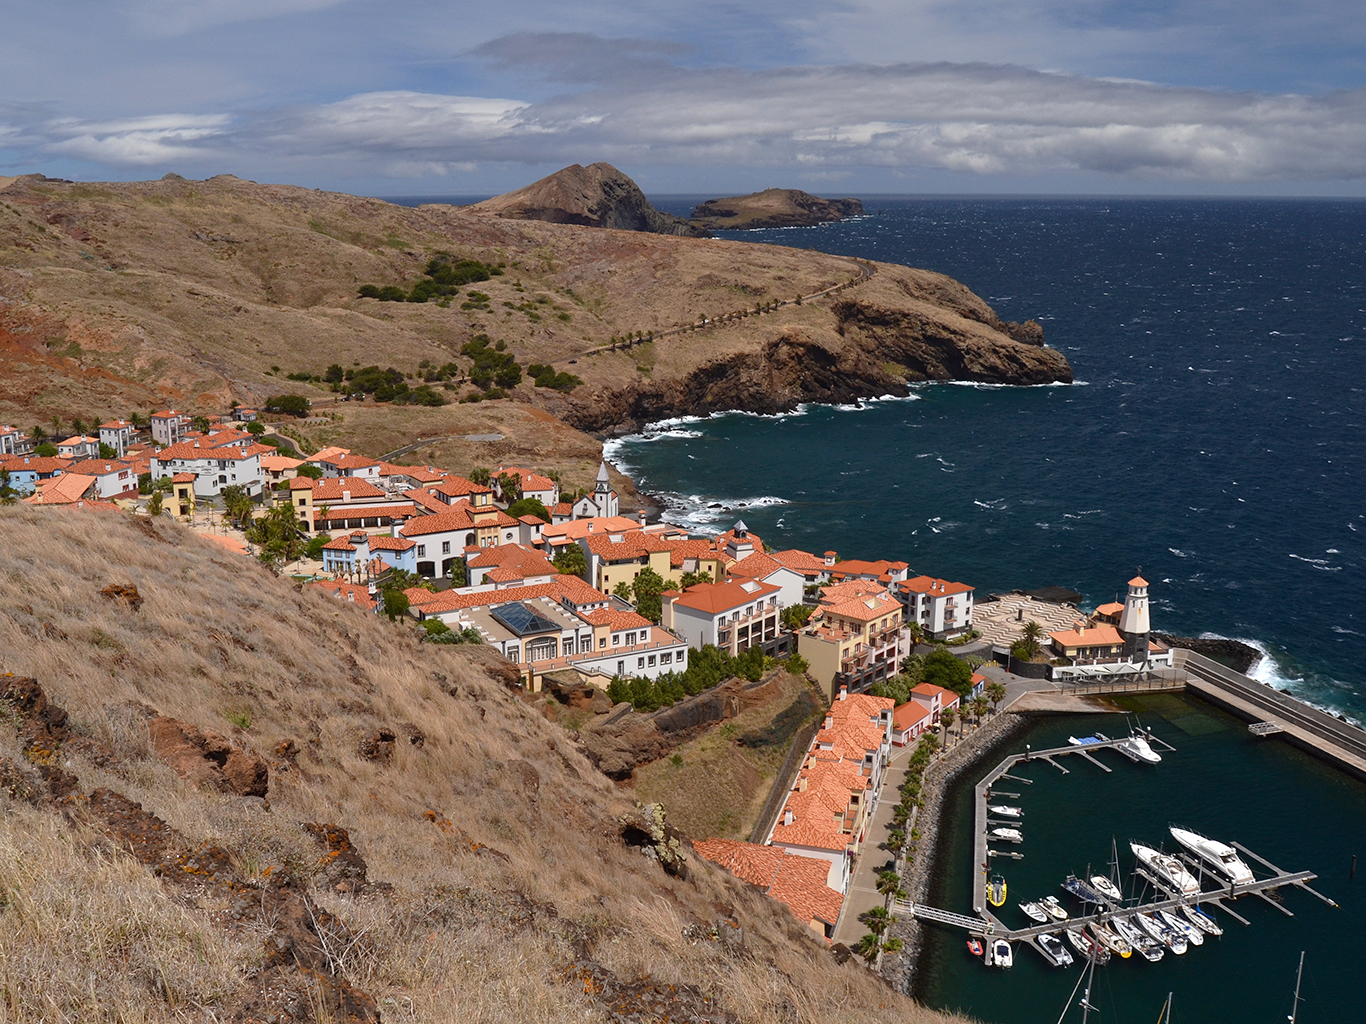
[690, 188, 864, 230]
[0, 171, 1070, 457]
[471, 162, 708, 237]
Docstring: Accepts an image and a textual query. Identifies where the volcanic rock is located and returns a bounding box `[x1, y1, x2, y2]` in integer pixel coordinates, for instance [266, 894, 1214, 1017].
[690, 188, 863, 230]
[473, 162, 708, 237]
[146, 715, 270, 797]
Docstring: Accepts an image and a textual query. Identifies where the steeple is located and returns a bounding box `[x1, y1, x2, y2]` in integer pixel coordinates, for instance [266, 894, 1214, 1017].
[595, 461, 610, 494]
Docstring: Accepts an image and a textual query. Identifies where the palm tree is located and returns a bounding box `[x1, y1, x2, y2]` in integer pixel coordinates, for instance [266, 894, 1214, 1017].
[939, 707, 956, 745]
[876, 869, 906, 906]
[859, 905, 892, 938]
[855, 933, 881, 962]
[905, 621, 924, 649]
[1019, 620, 1043, 660]
[970, 695, 990, 726]
[986, 681, 1007, 711]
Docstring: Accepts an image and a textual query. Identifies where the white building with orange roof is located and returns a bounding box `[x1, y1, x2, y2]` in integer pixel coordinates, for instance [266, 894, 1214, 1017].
[797, 580, 907, 700]
[23, 473, 98, 505]
[492, 465, 559, 507]
[97, 419, 134, 457]
[897, 574, 975, 640]
[891, 700, 932, 745]
[376, 463, 445, 491]
[581, 529, 675, 594]
[827, 558, 910, 586]
[465, 544, 560, 588]
[65, 459, 138, 500]
[766, 688, 895, 891]
[150, 436, 263, 497]
[150, 409, 188, 447]
[571, 462, 619, 519]
[56, 435, 99, 459]
[769, 548, 838, 585]
[259, 454, 303, 486]
[660, 578, 787, 658]
[0, 455, 72, 495]
[692, 838, 844, 940]
[0, 426, 20, 457]
[399, 503, 523, 577]
[727, 550, 806, 608]
[320, 530, 418, 576]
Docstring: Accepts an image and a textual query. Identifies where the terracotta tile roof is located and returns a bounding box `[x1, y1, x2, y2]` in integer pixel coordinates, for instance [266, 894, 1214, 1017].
[378, 462, 445, 482]
[260, 455, 303, 471]
[584, 529, 672, 560]
[1095, 602, 1124, 616]
[728, 551, 786, 580]
[24, 473, 97, 504]
[542, 516, 643, 542]
[1, 456, 72, 474]
[321, 537, 357, 551]
[899, 575, 973, 597]
[495, 466, 557, 492]
[1129, 576, 1149, 587]
[656, 536, 718, 568]
[154, 439, 257, 461]
[414, 575, 608, 615]
[820, 592, 900, 623]
[316, 504, 415, 523]
[910, 683, 959, 706]
[893, 701, 931, 731]
[517, 514, 547, 526]
[671, 578, 780, 615]
[403, 488, 452, 513]
[328, 453, 380, 470]
[307, 477, 387, 502]
[99, 419, 133, 430]
[579, 607, 653, 630]
[828, 559, 909, 579]
[693, 838, 786, 888]
[151, 409, 184, 419]
[171, 472, 197, 483]
[369, 535, 415, 552]
[691, 838, 843, 929]
[432, 476, 493, 499]
[310, 580, 377, 611]
[307, 446, 351, 463]
[63, 459, 131, 476]
[1049, 623, 1124, 647]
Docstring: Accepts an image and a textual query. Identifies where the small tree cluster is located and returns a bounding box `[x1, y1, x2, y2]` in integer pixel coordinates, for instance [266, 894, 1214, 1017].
[462, 335, 522, 391]
[526, 363, 583, 393]
[604, 643, 755, 712]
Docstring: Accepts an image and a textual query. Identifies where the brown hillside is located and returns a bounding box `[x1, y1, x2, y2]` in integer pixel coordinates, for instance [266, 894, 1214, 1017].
[0, 504, 966, 1024]
[0, 174, 1068, 444]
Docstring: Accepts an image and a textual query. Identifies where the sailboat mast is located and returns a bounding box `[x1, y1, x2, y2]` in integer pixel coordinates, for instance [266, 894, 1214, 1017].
[1289, 950, 1305, 1024]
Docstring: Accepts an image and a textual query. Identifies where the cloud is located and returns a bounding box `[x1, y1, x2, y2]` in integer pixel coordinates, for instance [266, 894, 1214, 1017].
[9, 35, 1366, 183]
[125, 0, 352, 36]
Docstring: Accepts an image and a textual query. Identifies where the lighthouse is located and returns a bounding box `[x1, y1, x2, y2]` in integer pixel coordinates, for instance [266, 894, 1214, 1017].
[1117, 575, 1151, 663]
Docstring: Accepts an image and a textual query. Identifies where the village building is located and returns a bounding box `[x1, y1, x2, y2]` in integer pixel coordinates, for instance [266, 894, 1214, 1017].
[56, 435, 99, 459]
[581, 529, 675, 594]
[376, 463, 446, 492]
[827, 558, 911, 586]
[23, 473, 99, 505]
[898, 575, 975, 640]
[797, 579, 906, 700]
[908, 682, 961, 727]
[65, 459, 138, 500]
[766, 688, 895, 892]
[1047, 577, 1174, 680]
[891, 699, 933, 745]
[769, 548, 838, 586]
[571, 462, 619, 519]
[97, 419, 135, 457]
[492, 466, 559, 507]
[464, 544, 560, 589]
[259, 454, 304, 486]
[311, 451, 383, 483]
[0, 426, 20, 457]
[692, 838, 843, 940]
[150, 437, 264, 497]
[320, 530, 418, 576]
[0, 455, 72, 495]
[150, 409, 189, 447]
[726, 550, 807, 608]
[660, 578, 788, 657]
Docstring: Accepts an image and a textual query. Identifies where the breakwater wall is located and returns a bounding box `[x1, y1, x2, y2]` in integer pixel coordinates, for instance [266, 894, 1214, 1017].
[881, 711, 1029, 994]
[1155, 634, 1261, 673]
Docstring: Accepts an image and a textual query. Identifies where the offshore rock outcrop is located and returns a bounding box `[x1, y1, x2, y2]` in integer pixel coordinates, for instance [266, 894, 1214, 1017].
[690, 188, 863, 230]
[472, 162, 709, 237]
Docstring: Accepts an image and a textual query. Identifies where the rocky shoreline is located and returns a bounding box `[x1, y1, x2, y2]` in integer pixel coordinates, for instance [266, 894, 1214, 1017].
[880, 711, 1032, 995]
[1153, 634, 1262, 674]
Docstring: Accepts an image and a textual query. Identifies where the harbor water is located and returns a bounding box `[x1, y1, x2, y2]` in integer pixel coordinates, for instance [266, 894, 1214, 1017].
[915, 696, 1366, 1023]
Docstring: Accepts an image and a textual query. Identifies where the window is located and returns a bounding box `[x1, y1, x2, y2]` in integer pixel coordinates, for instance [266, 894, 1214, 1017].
[661, 652, 672, 665]
[625, 631, 636, 646]
[647, 655, 656, 667]
[417, 545, 426, 558]
[599, 637, 607, 649]
[637, 657, 645, 669]
[441, 541, 450, 554]
[506, 645, 519, 663]
[612, 634, 621, 646]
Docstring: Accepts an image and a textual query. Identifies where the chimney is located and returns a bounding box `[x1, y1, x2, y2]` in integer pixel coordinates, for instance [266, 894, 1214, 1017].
[838, 685, 848, 701]
[587, 521, 595, 533]
[824, 714, 833, 730]
[798, 776, 808, 792]
[342, 489, 351, 503]
[825, 551, 837, 567]
[637, 509, 647, 527]
[783, 808, 794, 826]
[390, 521, 400, 538]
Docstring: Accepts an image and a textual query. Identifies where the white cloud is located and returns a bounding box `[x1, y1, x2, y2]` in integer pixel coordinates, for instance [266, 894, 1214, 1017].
[11, 40, 1366, 184]
[126, 0, 352, 36]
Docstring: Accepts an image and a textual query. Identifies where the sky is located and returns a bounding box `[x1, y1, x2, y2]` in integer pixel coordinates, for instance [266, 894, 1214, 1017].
[3, 0, 1366, 196]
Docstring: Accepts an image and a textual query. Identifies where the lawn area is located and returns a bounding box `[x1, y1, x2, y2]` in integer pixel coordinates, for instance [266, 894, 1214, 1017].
[629, 672, 822, 841]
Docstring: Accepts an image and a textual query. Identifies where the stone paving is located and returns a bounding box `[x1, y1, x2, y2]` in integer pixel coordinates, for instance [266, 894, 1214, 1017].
[972, 593, 1089, 648]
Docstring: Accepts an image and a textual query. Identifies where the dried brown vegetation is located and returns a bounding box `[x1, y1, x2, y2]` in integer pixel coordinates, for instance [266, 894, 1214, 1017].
[0, 504, 968, 1024]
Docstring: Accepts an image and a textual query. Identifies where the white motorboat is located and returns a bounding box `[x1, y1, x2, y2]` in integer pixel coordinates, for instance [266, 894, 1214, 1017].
[1090, 875, 1124, 903]
[989, 804, 1023, 818]
[1169, 827, 1256, 885]
[1135, 911, 1187, 954]
[1181, 903, 1224, 936]
[1115, 732, 1163, 764]
[989, 827, 1023, 843]
[1158, 908, 1203, 946]
[1088, 921, 1132, 958]
[988, 938, 1013, 968]
[1112, 915, 1165, 962]
[1131, 841, 1202, 895]
[1040, 895, 1070, 921]
[1065, 926, 1110, 964]
[1019, 901, 1049, 924]
[1034, 932, 1074, 967]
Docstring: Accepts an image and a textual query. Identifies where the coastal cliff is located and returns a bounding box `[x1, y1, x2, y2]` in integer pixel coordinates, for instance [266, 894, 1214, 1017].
[471, 162, 708, 237]
[0, 173, 1070, 449]
[690, 188, 863, 230]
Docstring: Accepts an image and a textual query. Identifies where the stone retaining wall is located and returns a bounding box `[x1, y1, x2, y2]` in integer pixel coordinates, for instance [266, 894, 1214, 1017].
[879, 711, 1031, 993]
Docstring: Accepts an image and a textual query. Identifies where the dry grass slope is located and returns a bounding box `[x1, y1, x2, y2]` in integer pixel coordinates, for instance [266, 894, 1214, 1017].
[0, 505, 967, 1024]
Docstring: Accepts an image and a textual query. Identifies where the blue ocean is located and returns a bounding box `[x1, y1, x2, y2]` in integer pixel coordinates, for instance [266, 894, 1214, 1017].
[606, 198, 1366, 718]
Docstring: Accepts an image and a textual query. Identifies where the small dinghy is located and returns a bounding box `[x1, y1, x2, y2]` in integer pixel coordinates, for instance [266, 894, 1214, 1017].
[987, 874, 1008, 908]
[966, 937, 984, 958]
[1019, 901, 1049, 924]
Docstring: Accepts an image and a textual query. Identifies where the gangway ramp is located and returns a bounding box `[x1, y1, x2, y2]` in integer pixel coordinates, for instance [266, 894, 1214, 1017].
[899, 901, 992, 934]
